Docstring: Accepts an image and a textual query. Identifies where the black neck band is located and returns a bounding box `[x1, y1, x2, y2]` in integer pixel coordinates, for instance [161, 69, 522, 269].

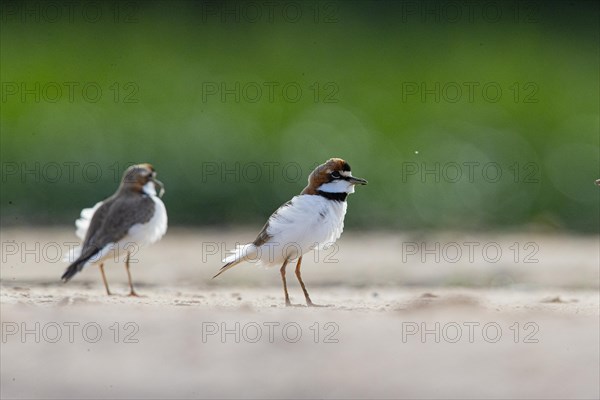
[317, 190, 347, 202]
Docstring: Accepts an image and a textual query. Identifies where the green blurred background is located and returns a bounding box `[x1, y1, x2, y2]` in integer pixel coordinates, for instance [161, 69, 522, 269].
[1, 0, 598, 232]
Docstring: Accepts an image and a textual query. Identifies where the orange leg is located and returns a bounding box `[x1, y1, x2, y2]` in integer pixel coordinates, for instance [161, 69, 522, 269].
[98, 263, 111, 296]
[124, 251, 139, 297]
[294, 256, 314, 306]
[279, 259, 292, 306]
[295, 256, 328, 307]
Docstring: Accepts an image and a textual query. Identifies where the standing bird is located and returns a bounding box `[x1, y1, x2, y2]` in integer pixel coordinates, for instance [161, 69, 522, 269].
[61, 163, 167, 296]
[213, 158, 367, 306]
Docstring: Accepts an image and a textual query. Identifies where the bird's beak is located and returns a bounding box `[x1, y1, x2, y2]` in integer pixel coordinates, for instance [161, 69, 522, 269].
[348, 176, 368, 185]
[152, 178, 165, 197]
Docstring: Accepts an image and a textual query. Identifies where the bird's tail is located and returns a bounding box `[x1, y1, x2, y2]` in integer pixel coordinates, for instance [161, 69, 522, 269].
[61, 249, 97, 282]
[212, 260, 242, 279]
[212, 244, 257, 279]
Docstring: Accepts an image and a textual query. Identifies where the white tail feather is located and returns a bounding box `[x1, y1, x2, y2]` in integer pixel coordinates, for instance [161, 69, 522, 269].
[75, 201, 103, 240]
[213, 244, 258, 278]
[63, 201, 103, 262]
[222, 244, 257, 264]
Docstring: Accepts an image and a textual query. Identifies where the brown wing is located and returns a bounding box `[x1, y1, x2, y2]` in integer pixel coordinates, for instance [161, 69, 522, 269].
[80, 197, 114, 248]
[80, 193, 155, 257]
[252, 221, 272, 246]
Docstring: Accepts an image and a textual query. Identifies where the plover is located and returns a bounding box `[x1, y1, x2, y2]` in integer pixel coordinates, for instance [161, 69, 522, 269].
[213, 158, 367, 306]
[61, 163, 167, 296]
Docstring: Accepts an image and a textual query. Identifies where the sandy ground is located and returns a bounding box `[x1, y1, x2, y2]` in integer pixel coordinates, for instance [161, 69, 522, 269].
[1, 228, 599, 399]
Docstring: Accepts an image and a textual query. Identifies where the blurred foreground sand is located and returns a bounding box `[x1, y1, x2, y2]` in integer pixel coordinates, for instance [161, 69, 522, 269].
[1, 228, 599, 399]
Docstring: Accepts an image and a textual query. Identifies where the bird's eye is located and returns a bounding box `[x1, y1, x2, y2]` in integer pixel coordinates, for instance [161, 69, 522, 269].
[331, 171, 341, 179]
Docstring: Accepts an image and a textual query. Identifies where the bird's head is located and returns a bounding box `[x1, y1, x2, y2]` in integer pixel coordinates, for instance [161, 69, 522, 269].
[121, 163, 165, 197]
[302, 158, 367, 196]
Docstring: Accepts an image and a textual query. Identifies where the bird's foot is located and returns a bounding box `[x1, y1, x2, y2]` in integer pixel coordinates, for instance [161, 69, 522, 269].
[306, 301, 332, 308]
[284, 300, 304, 307]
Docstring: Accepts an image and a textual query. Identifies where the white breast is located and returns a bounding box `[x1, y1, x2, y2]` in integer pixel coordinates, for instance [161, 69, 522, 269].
[256, 194, 347, 266]
[126, 195, 168, 247]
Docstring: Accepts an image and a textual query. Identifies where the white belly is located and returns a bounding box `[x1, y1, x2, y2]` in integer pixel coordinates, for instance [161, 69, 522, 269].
[255, 195, 347, 266]
[126, 195, 168, 247]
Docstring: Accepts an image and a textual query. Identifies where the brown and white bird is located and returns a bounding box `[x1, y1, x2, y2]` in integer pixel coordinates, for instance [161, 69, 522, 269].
[61, 163, 167, 296]
[213, 158, 367, 306]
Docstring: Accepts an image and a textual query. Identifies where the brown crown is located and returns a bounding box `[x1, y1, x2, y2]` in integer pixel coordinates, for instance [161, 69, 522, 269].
[301, 158, 351, 195]
[119, 164, 155, 193]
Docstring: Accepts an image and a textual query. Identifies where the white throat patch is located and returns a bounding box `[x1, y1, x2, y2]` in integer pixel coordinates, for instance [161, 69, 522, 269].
[318, 179, 355, 194]
[143, 181, 158, 197]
